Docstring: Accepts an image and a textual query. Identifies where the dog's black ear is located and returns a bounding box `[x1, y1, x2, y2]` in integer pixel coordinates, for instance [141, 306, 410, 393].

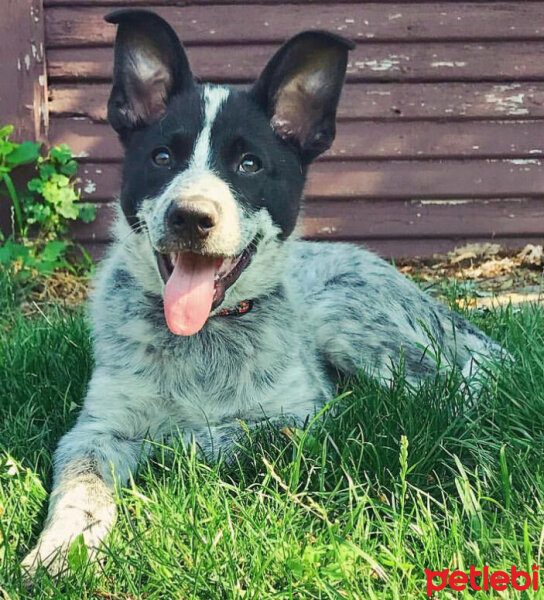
[105, 9, 193, 136]
[251, 30, 354, 162]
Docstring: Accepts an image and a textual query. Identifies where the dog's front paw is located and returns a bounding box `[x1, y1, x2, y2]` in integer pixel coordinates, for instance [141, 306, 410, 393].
[22, 486, 117, 583]
[22, 543, 65, 579]
[22, 516, 112, 584]
[21, 534, 75, 584]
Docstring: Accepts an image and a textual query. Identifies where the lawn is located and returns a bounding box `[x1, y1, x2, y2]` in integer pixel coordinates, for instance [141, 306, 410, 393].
[1, 267, 543, 599]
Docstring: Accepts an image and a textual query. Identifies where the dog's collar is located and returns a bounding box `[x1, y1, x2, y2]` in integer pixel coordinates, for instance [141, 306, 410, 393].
[213, 299, 254, 318]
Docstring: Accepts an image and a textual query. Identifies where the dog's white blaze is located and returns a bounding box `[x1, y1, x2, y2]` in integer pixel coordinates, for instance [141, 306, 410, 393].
[141, 84, 240, 252]
[190, 85, 230, 172]
[151, 84, 230, 205]
[138, 84, 247, 259]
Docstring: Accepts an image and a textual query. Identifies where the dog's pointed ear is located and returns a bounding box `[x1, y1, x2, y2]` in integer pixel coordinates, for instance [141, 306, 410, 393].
[105, 9, 194, 136]
[251, 30, 354, 162]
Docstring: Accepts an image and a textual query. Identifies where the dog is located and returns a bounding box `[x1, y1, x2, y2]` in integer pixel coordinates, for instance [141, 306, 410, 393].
[23, 9, 505, 578]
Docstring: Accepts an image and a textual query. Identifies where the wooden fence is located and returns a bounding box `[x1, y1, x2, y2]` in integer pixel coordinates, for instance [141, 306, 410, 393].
[2, 1, 544, 258]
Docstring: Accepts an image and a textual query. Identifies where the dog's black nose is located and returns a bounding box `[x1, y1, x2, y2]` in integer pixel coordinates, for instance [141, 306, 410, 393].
[166, 202, 218, 240]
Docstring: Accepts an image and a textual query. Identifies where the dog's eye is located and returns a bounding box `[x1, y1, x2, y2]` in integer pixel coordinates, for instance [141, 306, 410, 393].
[238, 154, 262, 174]
[152, 148, 172, 167]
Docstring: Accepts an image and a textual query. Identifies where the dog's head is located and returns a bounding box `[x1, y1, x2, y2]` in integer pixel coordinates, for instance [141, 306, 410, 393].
[105, 9, 353, 336]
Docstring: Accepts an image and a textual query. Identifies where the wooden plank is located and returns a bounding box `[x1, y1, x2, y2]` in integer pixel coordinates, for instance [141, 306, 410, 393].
[50, 119, 122, 160]
[71, 198, 544, 243]
[45, 4, 544, 48]
[76, 160, 544, 202]
[309, 160, 544, 199]
[49, 117, 544, 162]
[47, 82, 544, 122]
[44, 0, 394, 4]
[47, 42, 544, 84]
[78, 162, 121, 200]
[43, 0, 544, 5]
[81, 236, 542, 262]
[0, 0, 48, 141]
[302, 198, 544, 239]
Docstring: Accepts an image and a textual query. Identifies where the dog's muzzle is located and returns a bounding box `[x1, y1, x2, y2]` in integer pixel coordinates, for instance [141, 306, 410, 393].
[150, 172, 255, 336]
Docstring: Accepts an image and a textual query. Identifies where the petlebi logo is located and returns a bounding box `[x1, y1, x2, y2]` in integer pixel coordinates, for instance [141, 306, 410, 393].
[425, 565, 539, 596]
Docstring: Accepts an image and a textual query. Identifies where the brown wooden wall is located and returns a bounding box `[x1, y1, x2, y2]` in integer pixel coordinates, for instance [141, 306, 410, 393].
[6, 1, 544, 258]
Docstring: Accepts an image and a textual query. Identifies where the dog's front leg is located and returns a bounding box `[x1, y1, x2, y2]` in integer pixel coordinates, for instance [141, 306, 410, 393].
[192, 412, 306, 460]
[22, 460, 116, 580]
[22, 393, 150, 579]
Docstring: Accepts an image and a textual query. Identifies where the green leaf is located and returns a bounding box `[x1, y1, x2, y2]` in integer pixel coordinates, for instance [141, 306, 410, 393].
[50, 144, 72, 164]
[0, 245, 14, 266]
[59, 204, 79, 221]
[0, 139, 16, 158]
[49, 173, 70, 188]
[67, 534, 88, 572]
[25, 203, 52, 226]
[34, 255, 72, 274]
[34, 260, 56, 275]
[0, 240, 30, 265]
[77, 203, 97, 223]
[0, 134, 89, 244]
[15, 268, 33, 282]
[38, 163, 56, 180]
[0, 125, 14, 139]
[41, 240, 67, 263]
[286, 558, 305, 578]
[60, 159, 78, 176]
[27, 178, 43, 193]
[6, 141, 41, 167]
[1, 174, 24, 236]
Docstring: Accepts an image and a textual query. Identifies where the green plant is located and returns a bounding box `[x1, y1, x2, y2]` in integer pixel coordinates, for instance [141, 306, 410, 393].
[0, 125, 96, 281]
[0, 125, 41, 237]
[25, 144, 96, 238]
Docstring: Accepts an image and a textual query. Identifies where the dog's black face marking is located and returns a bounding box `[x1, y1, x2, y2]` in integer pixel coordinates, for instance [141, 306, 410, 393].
[116, 82, 308, 239]
[119, 89, 204, 228]
[106, 9, 353, 241]
[207, 89, 306, 238]
[117, 84, 306, 238]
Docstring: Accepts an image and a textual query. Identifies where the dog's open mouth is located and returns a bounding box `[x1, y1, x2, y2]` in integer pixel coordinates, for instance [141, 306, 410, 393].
[155, 241, 256, 336]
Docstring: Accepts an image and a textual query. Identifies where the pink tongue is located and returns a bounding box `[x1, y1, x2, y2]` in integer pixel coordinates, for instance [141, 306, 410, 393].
[164, 254, 217, 336]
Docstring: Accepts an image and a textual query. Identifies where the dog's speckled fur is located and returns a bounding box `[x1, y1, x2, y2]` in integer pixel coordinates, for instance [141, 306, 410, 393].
[23, 10, 504, 579]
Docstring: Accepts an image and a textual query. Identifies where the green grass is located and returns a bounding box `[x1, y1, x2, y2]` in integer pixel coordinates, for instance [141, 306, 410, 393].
[1, 268, 544, 599]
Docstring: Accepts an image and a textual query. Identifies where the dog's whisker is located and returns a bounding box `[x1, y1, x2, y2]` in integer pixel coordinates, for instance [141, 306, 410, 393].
[117, 222, 147, 245]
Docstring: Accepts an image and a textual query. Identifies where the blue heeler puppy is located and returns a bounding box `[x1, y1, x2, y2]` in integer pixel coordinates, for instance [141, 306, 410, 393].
[23, 9, 505, 578]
